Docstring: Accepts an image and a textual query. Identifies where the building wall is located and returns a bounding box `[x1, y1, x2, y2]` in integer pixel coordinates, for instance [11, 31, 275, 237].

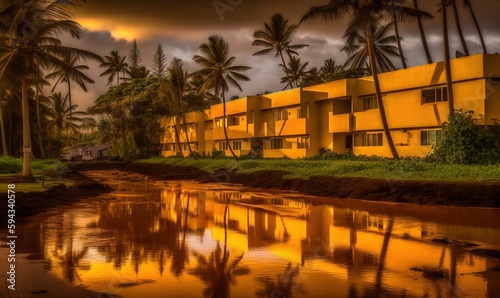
[160, 54, 500, 159]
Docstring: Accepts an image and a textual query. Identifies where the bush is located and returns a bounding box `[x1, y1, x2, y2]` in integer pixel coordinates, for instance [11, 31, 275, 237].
[0, 157, 22, 174]
[431, 110, 500, 164]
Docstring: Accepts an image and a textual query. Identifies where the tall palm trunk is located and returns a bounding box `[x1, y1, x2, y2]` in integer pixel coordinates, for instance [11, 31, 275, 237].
[35, 74, 45, 158]
[222, 91, 239, 161]
[442, 0, 455, 116]
[366, 20, 399, 159]
[21, 77, 33, 179]
[279, 51, 294, 89]
[67, 77, 72, 118]
[0, 100, 7, 156]
[450, 0, 469, 56]
[468, 2, 487, 54]
[413, 0, 433, 63]
[174, 117, 184, 158]
[393, 14, 407, 69]
[177, 83, 198, 160]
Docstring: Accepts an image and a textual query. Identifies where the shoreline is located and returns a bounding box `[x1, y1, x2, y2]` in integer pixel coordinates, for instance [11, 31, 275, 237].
[80, 162, 500, 208]
[2, 161, 499, 226]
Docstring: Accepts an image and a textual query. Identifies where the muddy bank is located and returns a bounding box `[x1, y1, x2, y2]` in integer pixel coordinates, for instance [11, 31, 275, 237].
[72, 162, 500, 208]
[0, 170, 111, 225]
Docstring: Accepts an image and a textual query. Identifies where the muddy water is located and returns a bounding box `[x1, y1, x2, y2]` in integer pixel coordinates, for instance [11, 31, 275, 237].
[3, 171, 500, 298]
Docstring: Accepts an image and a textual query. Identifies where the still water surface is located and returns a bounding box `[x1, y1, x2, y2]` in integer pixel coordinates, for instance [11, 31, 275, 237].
[7, 171, 500, 297]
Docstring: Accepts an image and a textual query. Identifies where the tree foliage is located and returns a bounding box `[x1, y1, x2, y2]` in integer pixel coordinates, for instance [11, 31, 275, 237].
[431, 110, 500, 164]
[88, 78, 167, 160]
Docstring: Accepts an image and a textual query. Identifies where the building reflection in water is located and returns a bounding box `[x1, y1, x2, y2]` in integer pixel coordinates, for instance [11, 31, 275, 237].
[14, 181, 500, 298]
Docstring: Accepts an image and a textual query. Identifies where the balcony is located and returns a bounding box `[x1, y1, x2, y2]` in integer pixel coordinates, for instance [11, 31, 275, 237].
[329, 113, 353, 133]
[264, 118, 306, 137]
[353, 109, 382, 131]
[212, 125, 253, 140]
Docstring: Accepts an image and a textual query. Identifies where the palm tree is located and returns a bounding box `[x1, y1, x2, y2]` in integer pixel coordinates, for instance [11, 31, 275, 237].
[280, 56, 309, 88]
[160, 58, 198, 159]
[252, 14, 308, 89]
[412, 0, 433, 63]
[193, 35, 251, 161]
[342, 19, 400, 73]
[0, 0, 102, 179]
[44, 92, 88, 155]
[302, 67, 323, 87]
[445, 0, 470, 56]
[302, 0, 430, 159]
[391, 7, 406, 68]
[255, 263, 307, 298]
[462, 0, 487, 54]
[441, 0, 455, 116]
[320, 58, 365, 81]
[100, 50, 129, 85]
[46, 52, 96, 118]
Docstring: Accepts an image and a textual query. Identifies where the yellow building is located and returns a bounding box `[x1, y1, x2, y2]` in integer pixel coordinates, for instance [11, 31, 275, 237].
[161, 54, 500, 158]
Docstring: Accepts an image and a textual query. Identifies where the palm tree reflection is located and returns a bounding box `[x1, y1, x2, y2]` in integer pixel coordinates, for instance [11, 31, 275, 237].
[255, 263, 307, 298]
[190, 206, 250, 298]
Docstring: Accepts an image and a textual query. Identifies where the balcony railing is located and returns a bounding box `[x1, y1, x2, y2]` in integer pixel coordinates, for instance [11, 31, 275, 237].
[329, 113, 353, 133]
[264, 118, 306, 137]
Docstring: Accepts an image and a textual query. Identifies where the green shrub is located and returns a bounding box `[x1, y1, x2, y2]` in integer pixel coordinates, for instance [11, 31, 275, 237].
[0, 157, 22, 174]
[431, 110, 500, 164]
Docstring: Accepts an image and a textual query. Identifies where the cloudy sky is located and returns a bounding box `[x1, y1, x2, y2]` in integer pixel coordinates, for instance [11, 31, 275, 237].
[58, 0, 500, 111]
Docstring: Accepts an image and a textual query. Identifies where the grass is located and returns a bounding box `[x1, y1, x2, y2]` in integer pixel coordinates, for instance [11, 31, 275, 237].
[137, 156, 500, 182]
[0, 157, 71, 192]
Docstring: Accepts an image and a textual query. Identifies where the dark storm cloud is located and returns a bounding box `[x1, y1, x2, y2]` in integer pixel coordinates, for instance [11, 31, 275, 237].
[65, 0, 500, 110]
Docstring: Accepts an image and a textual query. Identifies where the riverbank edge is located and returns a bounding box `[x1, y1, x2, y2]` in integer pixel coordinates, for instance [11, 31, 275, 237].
[0, 170, 112, 225]
[78, 162, 500, 208]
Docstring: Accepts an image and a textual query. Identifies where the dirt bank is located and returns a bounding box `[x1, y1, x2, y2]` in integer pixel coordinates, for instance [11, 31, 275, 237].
[75, 162, 500, 208]
[0, 170, 112, 225]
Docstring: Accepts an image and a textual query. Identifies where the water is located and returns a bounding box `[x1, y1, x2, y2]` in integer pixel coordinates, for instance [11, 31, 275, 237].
[2, 171, 500, 298]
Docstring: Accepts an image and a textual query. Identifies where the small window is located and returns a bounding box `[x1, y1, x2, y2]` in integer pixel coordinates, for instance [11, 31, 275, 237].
[193, 124, 198, 132]
[219, 142, 228, 151]
[422, 87, 448, 104]
[273, 109, 283, 121]
[362, 133, 383, 146]
[421, 130, 442, 146]
[297, 137, 309, 149]
[215, 119, 222, 127]
[271, 138, 283, 149]
[232, 117, 239, 126]
[363, 97, 378, 110]
[233, 141, 242, 150]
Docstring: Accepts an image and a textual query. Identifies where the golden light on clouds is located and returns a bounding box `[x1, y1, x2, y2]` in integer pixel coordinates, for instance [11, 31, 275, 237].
[76, 18, 150, 42]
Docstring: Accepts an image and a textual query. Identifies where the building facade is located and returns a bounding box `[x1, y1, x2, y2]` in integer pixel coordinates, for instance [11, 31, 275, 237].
[160, 54, 500, 158]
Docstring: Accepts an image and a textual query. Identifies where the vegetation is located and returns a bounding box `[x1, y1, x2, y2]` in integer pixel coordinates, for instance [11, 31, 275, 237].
[0, 0, 101, 179]
[88, 78, 167, 160]
[193, 35, 251, 161]
[252, 13, 307, 89]
[137, 156, 500, 182]
[431, 110, 500, 164]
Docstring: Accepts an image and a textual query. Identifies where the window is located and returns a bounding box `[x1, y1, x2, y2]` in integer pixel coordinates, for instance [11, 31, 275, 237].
[233, 141, 242, 150]
[232, 117, 239, 126]
[422, 87, 448, 104]
[363, 97, 378, 110]
[219, 142, 228, 151]
[191, 124, 198, 132]
[297, 137, 309, 149]
[271, 138, 283, 149]
[421, 130, 442, 146]
[297, 107, 306, 119]
[273, 109, 283, 121]
[215, 119, 223, 127]
[362, 133, 383, 146]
